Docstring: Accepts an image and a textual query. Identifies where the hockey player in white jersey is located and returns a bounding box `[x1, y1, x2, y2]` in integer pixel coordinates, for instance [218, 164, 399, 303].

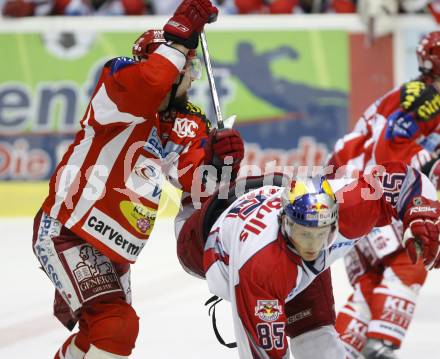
[177, 162, 440, 359]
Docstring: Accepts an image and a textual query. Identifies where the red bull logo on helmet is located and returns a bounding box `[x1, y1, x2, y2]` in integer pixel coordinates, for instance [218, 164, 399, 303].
[255, 299, 282, 322]
[309, 203, 329, 211]
[306, 202, 332, 222]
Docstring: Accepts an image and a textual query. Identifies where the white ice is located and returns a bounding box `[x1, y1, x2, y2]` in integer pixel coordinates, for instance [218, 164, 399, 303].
[1, 218, 439, 359]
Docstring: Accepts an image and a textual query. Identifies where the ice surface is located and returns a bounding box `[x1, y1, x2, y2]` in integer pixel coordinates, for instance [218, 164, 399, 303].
[1, 218, 439, 358]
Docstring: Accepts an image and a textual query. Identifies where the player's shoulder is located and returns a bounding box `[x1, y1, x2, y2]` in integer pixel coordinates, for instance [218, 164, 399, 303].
[399, 80, 427, 109]
[104, 56, 137, 75]
[399, 80, 440, 121]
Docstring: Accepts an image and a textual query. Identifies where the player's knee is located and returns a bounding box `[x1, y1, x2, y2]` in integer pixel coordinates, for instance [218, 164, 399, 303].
[394, 261, 427, 287]
[337, 294, 371, 327]
[83, 299, 139, 356]
[384, 251, 428, 286]
[367, 278, 418, 348]
[378, 277, 419, 302]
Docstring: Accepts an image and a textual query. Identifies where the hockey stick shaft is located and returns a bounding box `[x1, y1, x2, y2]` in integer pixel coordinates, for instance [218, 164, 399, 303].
[200, 30, 224, 129]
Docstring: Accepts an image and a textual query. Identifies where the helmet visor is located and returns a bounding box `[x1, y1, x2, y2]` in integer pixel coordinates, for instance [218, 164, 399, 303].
[187, 57, 202, 80]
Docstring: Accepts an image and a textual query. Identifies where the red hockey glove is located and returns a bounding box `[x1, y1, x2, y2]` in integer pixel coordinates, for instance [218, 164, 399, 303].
[205, 128, 244, 177]
[163, 0, 218, 49]
[402, 196, 440, 269]
[2, 0, 34, 16]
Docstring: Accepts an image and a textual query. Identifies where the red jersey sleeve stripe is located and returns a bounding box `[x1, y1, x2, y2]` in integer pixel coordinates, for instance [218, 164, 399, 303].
[92, 84, 146, 126]
[64, 124, 136, 228]
[48, 116, 95, 219]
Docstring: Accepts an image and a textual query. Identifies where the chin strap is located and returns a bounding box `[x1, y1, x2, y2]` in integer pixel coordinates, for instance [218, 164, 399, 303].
[278, 213, 296, 251]
[166, 74, 184, 112]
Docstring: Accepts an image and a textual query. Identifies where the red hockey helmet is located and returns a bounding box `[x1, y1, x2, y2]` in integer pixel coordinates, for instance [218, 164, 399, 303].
[417, 31, 440, 78]
[132, 29, 167, 61]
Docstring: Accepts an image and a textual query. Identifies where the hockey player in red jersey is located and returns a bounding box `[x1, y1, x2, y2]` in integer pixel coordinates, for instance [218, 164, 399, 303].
[176, 162, 440, 359]
[131, 29, 243, 199]
[29, 1, 243, 358]
[133, 28, 245, 283]
[328, 31, 440, 359]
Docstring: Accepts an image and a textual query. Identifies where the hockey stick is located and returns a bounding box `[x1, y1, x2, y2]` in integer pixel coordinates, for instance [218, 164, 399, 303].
[365, 16, 376, 47]
[200, 30, 224, 129]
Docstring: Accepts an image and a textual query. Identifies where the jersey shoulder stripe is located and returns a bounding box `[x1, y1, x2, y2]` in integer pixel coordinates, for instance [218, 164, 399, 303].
[104, 57, 136, 75]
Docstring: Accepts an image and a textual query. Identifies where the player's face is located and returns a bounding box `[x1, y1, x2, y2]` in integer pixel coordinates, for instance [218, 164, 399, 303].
[175, 57, 201, 97]
[186, 56, 202, 81]
[159, 57, 202, 111]
[284, 219, 331, 261]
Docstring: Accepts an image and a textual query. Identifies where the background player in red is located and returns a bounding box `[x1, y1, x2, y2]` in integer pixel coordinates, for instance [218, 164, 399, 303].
[328, 31, 440, 359]
[29, 1, 239, 358]
[176, 162, 440, 359]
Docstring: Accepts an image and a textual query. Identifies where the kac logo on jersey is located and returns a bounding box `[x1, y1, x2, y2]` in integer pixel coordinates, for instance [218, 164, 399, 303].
[172, 117, 198, 138]
[255, 300, 282, 322]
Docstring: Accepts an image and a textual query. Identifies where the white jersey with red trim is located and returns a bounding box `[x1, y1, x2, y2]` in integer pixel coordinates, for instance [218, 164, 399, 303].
[42, 45, 186, 264]
[203, 163, 437, 359]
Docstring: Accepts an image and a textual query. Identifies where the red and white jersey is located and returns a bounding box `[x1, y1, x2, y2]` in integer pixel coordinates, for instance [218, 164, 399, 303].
[42, 45, 187, 264]
[203, 163, 436, 359]
[328, 81, 440, 270]
[344, 219, 403, 285]
[329, 83, 440, 174]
